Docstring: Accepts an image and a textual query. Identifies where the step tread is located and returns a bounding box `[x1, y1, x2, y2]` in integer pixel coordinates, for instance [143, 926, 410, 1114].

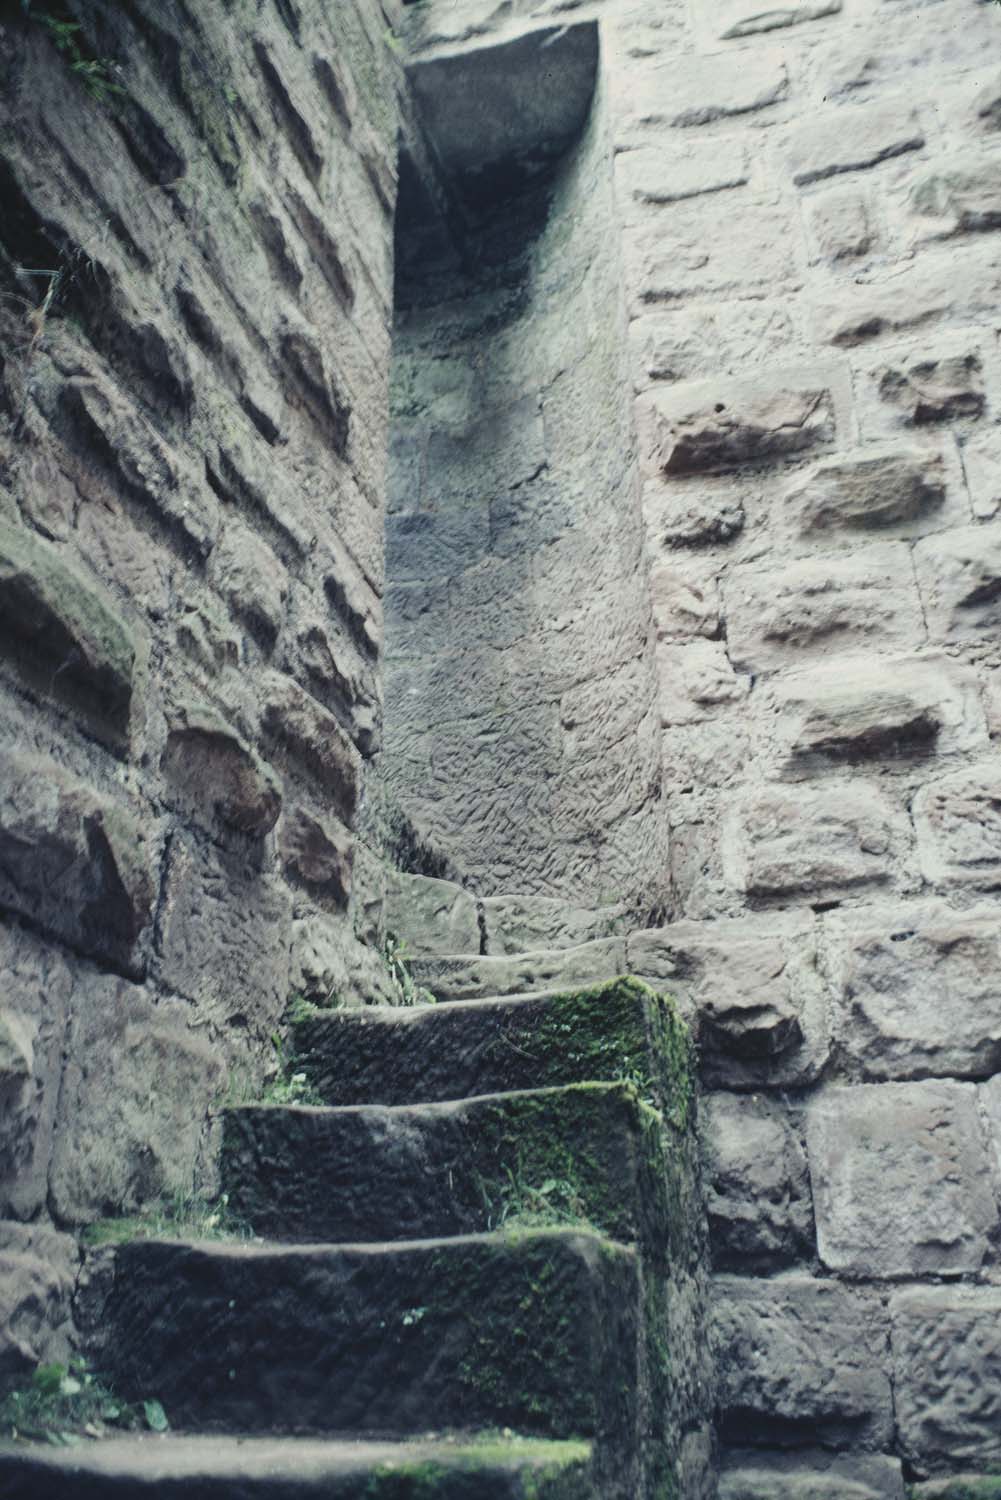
[0, 1432, 594, 1495]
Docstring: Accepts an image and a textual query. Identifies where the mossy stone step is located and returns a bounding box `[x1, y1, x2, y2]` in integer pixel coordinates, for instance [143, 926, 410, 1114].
[292, 977, 692, 1121]
[221, 1084, 690, 1262]
[0, 1433, 596, 1498]
[93, 1231, 641, 1494]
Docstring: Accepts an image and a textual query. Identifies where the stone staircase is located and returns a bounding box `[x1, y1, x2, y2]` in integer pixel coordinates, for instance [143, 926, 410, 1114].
[0, 974, 703, 1499]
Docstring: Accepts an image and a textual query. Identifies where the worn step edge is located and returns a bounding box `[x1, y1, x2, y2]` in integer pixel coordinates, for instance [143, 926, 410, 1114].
[220, 1082, 673, 1250]
[0, 1433, 596, 1498]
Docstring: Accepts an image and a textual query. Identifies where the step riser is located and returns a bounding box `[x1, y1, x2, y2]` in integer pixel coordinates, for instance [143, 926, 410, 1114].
[95, 1235, 641, 1487]
[293, 979, 691, 1119]
[221, 1086, 658, 1248]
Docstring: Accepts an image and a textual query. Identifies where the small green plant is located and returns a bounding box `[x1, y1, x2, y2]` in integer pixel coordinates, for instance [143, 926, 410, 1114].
[0, 1358, 167, 1445]
[19, 2, 125, 103]
[383, 934, 436, 1007]
[81, 1189, 255, 1248]
[259, 1033, 323, 1105]
[484, 1163, 592, 1234]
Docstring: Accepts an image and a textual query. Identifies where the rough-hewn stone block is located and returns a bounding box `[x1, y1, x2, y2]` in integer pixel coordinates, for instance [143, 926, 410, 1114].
[877, 351, 985, 426]
[211, 520, 288, 645]
[712, 1276, 893, 1448]
[0, 1224, 76, 1398]
[616, 49, 789, 136]
[261, 672, 362, 826]
[161, 700, 283, 837]
[785, 103, 924, 185]
[908, 152, 1001, 240]
[615, 141, 750, 211]
[914, 524, 1001, 642]
[409, 939, 627, 1004]
[657, 640, 748, 726]
[0, 516, 136, 742]
[781, 449, 947, 536]
[827, 901, 1001, 1079]
[807, 1082, 997, 1276]
[480, 894, 630, 957]
[0, 752, 155, 977]
[654, 374, 836, 475]
[711, 0, 840, 39]
[805, 187, 876, 263]
[719, 1451, 905, 1500]
[624, 196, 801, 308]
[913, 761, 1001, 888]
[384, 870, 480, 957]
[279, 807, 352, 907]
[723, 783, 907, 900]
[724, 546, 924, 672]
[704, 1093, 813, 1271]
[892, 1287, 1001, 1471]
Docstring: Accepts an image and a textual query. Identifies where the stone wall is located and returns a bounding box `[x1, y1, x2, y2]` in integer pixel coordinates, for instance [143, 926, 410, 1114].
[397, 0, 1001, 1493]
[0, 0, 399, 1377]
[383, 25, 667, 906]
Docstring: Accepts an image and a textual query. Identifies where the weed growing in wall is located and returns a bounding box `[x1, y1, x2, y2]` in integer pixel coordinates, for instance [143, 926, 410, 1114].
[0, 1358, 167, 1444]
[16, 1, 124, 102]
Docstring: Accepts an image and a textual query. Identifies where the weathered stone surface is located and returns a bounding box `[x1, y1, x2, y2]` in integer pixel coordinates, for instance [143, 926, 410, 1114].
[615, 141, 750, 210]
[785, 103, 924, 186]
[805, 188, 876, 263]
[814, 249, 1001, 349]
[710, 0, 840, 39]
[914, 524, 1001, 642]
[279, 807, 352, 906]
[408, 939, 627, 1004]
[703, 1093, 813, 1271]
[384, 871, 480, 957]
[724, 546, 924, 672]
[827, 902, 1001, 1079]
[649, 561, 721, 642]
[723, 784, 906, 900]
[713, 1277, 893, 1447]
[878, 352, 985, 426]
[261, 672, 362, 826]
[892, 1287, 1001, 1471]
[782, 449, 947, 536]
[156, 833, 291, 1035]
[628, 917, 830, 1088]
[0, 1223, 76, 1395]
[985, 1074, 1001, 1179]
[288, 915, 394, 1010]
[161, 701, 283, 837]
[211, 520, 288, 645]
[616, 49, 789, 136]
[908, 153, 1001, 240]
[759, 655, 985, 777]
[0, 752, 156, 977]
[913, 762, 1001, 888]
[0, 515, 136, 741]
[48, 983, 225, 1226]
[480, 894, 630, 957]
[631, 302, 800, 393]
[807, 1082, 997, 1276]
[719, 1451, 905, 1500]
[624, 195, 801, 308]
[657, 640, 748, 727]
[654, 377, 836, 476]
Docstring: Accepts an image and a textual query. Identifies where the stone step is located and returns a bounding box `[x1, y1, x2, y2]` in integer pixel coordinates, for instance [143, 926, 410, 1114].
[221, 1082, 681, 1251]
[92, 1231, 642, 1494]
[0, 1432, 596, 1498]
[407, 939, 626, 1004]
[292, 976, 691, 1115]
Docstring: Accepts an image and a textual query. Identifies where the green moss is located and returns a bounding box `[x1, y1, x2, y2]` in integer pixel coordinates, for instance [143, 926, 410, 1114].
[81, 1192, 253, 1248]
[361, 1438, 593, 1499]
[909, 1482, 1001, 1500]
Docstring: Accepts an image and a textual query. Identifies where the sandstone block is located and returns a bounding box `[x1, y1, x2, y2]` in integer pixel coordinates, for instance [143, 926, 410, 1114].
[630, 302, 800, 393]
[654, 374, 836, 475]
[162, 701, 283, 838]
[913, 761, 1001, 888]
[650, 561, 721, 642]
[627, 916, 830, 1088]
[805, 188, 876, 263]
[828, 901, 1001, 1080]
[644, 474, 746, 550]
[712, 1277, 893, 1448]
[759, 654, 985, 777]
[624, 195, 800, 308]
[723, 783, 906, 900]
[781, 449, 947, 537]
[878, 352, 985, 426]
[261, 672, 362, 826]
[0, 752, 156, 977]
[0, 516, 136, 743]
[719, 1451, 905, 1500]
[0, 1235, 75, 1397]
[908, 152, 1001, 240]
[384, 870, 480, 957]
[156, 834, 291, 1038]
[985, 1074, 1001, 1178]
[704, 1092, 813, 1271]
[711, 0, 839, 39]
[785, 103, 924, 186]
[615, 141, 750, 212]
[807, 1082, 997, 1276]
[914, 524, 1001, 642]
[814, 249, 1001, 348]
[48, 983, 225, 1225]
[409, 938, 627, 1004]
[289, 915, 395, 1010]
[480, 894, 630, 956]
[279, 807, 352, 906]
[657, 641, 748, 726]
[289, 613, 381, 756]
[0, 924, 73, 1221]
[616, 49, 789, 136]
[892, 1287, 1001, 1471]
[211, 520, 288, 645]
[961, 429, 1001, 520]
[724, 546, 924, 673]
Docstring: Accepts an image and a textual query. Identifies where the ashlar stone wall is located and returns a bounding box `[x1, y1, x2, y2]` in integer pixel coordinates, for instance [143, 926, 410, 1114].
[397, 1, 1001, 1494]
[0, 0, 400, 1379]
